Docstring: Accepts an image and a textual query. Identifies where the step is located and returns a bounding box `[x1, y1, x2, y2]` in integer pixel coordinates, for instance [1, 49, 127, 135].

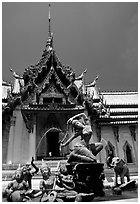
[2, 159, 67, 170]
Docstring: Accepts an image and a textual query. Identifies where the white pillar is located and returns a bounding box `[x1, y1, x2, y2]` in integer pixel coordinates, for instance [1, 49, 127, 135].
[29, 122, 36, 161]
[7, 116, 16, 164]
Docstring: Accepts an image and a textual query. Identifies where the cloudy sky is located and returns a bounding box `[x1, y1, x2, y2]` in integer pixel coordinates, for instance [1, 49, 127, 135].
[2, 2, 138, 91]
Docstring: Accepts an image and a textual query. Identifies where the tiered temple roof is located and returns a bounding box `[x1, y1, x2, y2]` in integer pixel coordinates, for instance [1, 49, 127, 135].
[98, 91, 138, 125]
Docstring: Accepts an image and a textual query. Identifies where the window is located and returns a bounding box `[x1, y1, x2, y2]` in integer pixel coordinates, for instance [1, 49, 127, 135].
[126, 145, 133, 163]
[54, 98, 62, 104]
[123, 141, 133, 164]
[43, 98, 52, 104]
[43, 97, 63, 104]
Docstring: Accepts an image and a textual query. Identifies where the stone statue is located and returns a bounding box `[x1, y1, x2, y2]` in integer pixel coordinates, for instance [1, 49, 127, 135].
[36, 162, 73, 202]
[107, 156, 130, 186]
[34, 163, 55, 202]
[4, 168, 31, 202]
[60, 113, 103, 163]
[18, 157, 39, 189]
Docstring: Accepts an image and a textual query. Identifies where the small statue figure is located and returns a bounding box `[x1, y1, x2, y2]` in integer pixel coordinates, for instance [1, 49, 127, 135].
[38, 164, 55, 202]
[34, 162, 94, 202]
[60, 113, 103, 163]
[17, 157, 39, 190]
[56, 164, 76, 190]
[4, 168, 30, 202]
[107, 156, 130, 186]
[40, 165, 53, 191]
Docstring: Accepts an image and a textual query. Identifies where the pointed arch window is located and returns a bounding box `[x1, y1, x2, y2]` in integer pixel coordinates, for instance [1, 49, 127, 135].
[123, 141, 133, 164]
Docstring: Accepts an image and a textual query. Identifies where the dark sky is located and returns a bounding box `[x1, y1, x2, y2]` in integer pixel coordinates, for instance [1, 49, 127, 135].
[2, 2, 138, 91]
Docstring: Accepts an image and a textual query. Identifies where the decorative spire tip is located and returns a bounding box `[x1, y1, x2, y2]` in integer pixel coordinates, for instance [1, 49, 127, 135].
[48, 4, 51, 21]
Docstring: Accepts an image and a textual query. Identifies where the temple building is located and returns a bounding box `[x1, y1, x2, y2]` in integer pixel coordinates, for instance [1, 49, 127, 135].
[2, 6, 138, 174]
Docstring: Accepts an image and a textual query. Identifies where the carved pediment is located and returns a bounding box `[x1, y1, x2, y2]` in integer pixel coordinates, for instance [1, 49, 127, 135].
[42, 83, 64, 98]
[19, 49, 81, 106]
[38, 82, 67, 105]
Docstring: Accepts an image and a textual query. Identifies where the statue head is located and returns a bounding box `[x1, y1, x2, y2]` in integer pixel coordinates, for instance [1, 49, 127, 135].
[59, 164, 68, 176]
[14, 169, 23, 182]
[112, 157, 121, 166]
[40, 166, 51, 180]
[71, 120, 83, 133]
[25, 162, 31, 171]
[21, 165, 29, 176]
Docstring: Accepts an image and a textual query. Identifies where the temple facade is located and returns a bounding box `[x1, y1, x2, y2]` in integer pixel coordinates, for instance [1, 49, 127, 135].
[2, 8, 138, 174]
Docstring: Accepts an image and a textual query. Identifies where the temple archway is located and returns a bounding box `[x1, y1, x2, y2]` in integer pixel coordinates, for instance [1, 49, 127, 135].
[46, 128, 60, 157]
[123, 141, 134, 164]
[36, 127, 61, 160]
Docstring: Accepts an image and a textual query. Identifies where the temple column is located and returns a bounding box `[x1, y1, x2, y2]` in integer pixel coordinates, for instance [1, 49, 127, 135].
[112, 126, 119, 156]
[28, 116, 36, 161]
[7, 116, 16, 164]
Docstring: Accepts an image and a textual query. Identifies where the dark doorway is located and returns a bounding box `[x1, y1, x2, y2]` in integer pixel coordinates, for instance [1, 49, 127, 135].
[47, 131, 59, 157]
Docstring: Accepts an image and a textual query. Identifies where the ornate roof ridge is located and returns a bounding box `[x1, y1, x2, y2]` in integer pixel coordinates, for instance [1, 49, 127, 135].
[107, 103, 138, 105]
[99, 121, 138, 125]
[110, 115, 138, 118]
[110, 109, 138, 113]
[101, 90, 138, 94]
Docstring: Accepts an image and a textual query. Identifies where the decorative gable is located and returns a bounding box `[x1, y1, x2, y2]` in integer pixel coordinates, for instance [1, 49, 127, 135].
[39, 82, 66, 105]
[21, 48, 82, 107]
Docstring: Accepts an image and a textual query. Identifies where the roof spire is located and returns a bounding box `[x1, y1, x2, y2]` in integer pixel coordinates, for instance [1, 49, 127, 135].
[46, 3, 53, 52]
[48, 3, 51, 38]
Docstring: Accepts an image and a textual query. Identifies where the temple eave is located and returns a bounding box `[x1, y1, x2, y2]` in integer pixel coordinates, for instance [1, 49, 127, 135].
[98, 120, 138, 126]
[21, 105, 85, 112]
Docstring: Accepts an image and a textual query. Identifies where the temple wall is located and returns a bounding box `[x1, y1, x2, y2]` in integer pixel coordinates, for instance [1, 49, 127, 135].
[10, 108, 29, 163]
[20, 115, 30, 163]
[36, 116, 47, 158]
[91, 124, 138, 171]
[118, 126, 134, 161]
[99, 126, 116, 167]
[116, 125, 138, 173]
[2, 120, 10, 163]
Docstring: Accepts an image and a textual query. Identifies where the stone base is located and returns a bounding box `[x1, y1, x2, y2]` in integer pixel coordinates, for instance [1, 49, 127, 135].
[66, 162, 105, 197]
